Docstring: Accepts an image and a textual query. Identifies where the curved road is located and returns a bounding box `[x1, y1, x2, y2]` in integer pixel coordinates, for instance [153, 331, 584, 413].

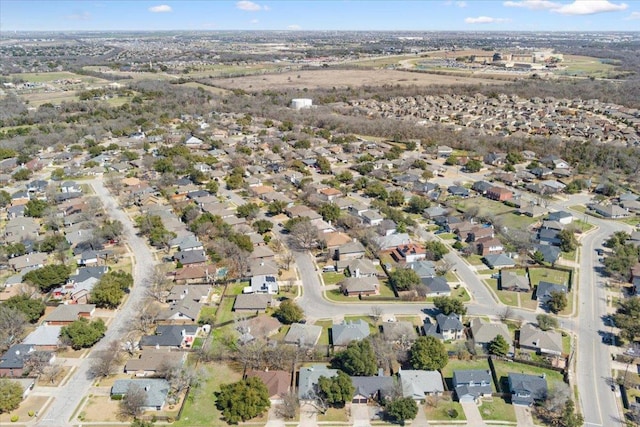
[37, 177, 157, 427]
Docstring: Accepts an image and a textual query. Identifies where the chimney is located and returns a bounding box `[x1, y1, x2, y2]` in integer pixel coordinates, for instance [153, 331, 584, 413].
[378, 368, 384, 377]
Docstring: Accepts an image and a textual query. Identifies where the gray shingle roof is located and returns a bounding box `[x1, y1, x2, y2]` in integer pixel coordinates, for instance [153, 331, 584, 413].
[111, 379, 170, 408]
[331, 320, 371, 346]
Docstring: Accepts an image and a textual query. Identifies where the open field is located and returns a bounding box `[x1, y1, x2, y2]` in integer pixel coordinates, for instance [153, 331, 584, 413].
[21, 91, 79, 107]
[559, 54, 619, 78]
[208, 68, 505, 92]
[10, 71, 107, 83]
[179, 82, 231, 96]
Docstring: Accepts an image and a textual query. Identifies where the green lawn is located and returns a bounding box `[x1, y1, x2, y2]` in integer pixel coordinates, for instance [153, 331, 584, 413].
[314, 320, 332, 346]
[424, 398, 466, 421]
[499, 212, 537, 231]
[457, 198, 513, 217]
[569, 205, 587, 214]
[215, 297, 236, 325]
[573, 219, 595, 232]
[528, 267, 571, 287]
[444, 271, 458, 282]
[325, 280, 396, 302]
[478, 397, 517, 423]
[426, 286, 470, 303]
[198, 306, 217, 324]
[322, 271, 346, 286]
[561, 250, 576, 261]
[437, 233, 457, 240]
[484, 279, 518, 307]
[317, 407, 348, 422]
[492, 360, 565, 393]
[441, 358, 492, 380]
[562, 332, 572, 354]
[173, 363, 243, 426]
[225, 281, 249, 295]
[466, 254, 485, 266]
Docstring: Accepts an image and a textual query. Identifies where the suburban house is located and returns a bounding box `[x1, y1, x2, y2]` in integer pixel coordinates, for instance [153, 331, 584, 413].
[469, 318, 513, 353]
[351, 373, 396, 403]
[111, 379, 170, 411]
[535, 281, 568, 303]
[391, 243, 426, 264]
[8, 252, 48, 272]
[407, 260, 437, 278]
[533, 245, 561, 264]
[43, 304, 96, 325]
[486, 186, 513, 202]
[333, 241, 366, 261]
[434, 313, 464, 341]
[547, 211, 573, 224]
[340, 277, 379, 297]
[398, 370, 444, 401]
[519, 323, 563, 356]
[508, 373, 548, 406]
[589, 203, 630, 219]
[174, 250, 208, 266]
[298, 365, 338, 400]
[483, 253, 516, 269]
[420, 276, 451, 297]
[246, 370, 292, 402]
[124, 349, 186, 377]
[140, 325, 199, 349]
[453, 370, 493, 403]
[284, 323, 322, 347]
[158, 299, 202, 323]
[331, 320, 371, 347]
[244, 275, 279, 294]
[233, 293, 273, 312]
[22, 325, 62, 350]
[341, 258, 379, 278]
[500, 271, 531, 292]
[0, 344, 54, 378]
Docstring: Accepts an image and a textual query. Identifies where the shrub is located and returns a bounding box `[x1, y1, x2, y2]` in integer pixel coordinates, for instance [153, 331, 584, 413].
[11, 415, 18, 422]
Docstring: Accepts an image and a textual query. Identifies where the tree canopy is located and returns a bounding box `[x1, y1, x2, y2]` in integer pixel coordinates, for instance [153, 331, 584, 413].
[547, 291, 568, 314]
[488, 334, 510, 357]
[24, 264, 71, 292]
[613, 296, 640, 342]
[332, 339, 377, 376]
[409, 336, 448, 371]
[433, 296, 467, 315]
[424, 241, 449, 261]
[385, 397, 418, 424]
[90, 270, 133, 309]
[317, 371, 354, 406]
[389, 268, 421, 291]
[215, 377, 271, 424]
[274, 300, 304, 325]
[0, 379, 23, 414]
[2, 295, 45, 323]
[24, 199, 50, 218]
[60, 318, 106, 349]
[536, 314, 559, 331]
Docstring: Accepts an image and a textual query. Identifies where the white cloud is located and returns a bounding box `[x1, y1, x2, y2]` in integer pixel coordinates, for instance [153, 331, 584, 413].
[287, 24, 301, 30]
[465, 16, 510, 23]
[552, 0, 627, 15]
[443, 1, 468, 6]
[625, 10, 640, 19]
[250, 18, 259, 24]
[455, 1, 468, 7]
[503, 0, 560, 10]
[66, 11, 92, 20]
[236, 1, 263, 11]
[149, 4, 172, 13]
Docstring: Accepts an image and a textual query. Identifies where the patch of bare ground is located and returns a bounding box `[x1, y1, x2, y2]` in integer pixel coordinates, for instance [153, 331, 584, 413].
[208, 69, 505, 91]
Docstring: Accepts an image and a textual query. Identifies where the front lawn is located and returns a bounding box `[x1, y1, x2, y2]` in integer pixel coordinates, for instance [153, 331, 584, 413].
[173, 363, 243, 426]
[323, 271, 346, 286]
[424, 398, 466, 421]
[317, 407, 349, 422]
[478, 397, 517, 422]
[484, 279, 518, 307]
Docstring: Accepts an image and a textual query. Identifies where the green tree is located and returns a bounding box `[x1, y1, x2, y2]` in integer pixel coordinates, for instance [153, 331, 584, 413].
[385, 397, 418, 425]
[3, 242, 26, 257]
[531, 250, 546, 265]
[319, 203, 341, 223]
[424, 241, 449, 261]
[274, 300, 304, 324]
[206, 180, 219, 194]
[407, 195, 430, 214]
[536, 314, 559, 331]
[433, 296, 467, 315]
[387, 190, 405, 207]
[12, 168, 32, 181]
[236, 203, 260, 219]
[558, 229, 579, 253]
[506, 152, 524, 165]
[316, 155, 331, 174]
[252, 219, 273, 234]
[90, 271, 133, 309]
[336, 171, 353, 183]
[488, 334, 510, 356]
[547, 291, 568, 314]
[560, 399, 584, 427]
[613, 297, 640, 342]
[3, 295, 45, 323]
[215, 377, 270, 424]
[444, 155, 458, 166]
[332, 340, 377, 376]
[0, 378, 23, 414]
[317, 371, 354, 406]
[409, 336, 448, 371]
[60, 318, 106, 349]
[389, 268, 420, 291]
[465, 159, 483, 173]
[267, 200, 287, 215]
[24, 264, 71, 292]
[0, 190, 11, 208]
[38, 234, 69, 253]
[364, 181, 388, 200]
[24, 199, 49, 218]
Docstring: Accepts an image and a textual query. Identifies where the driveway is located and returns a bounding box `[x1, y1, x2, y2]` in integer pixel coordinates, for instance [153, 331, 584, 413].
[460, 401, 487, 427]
[351, 403, 371, 427]
[514, 405, 535, 427]
[265, 406, 285, 427]
[298, 403, 318, 427]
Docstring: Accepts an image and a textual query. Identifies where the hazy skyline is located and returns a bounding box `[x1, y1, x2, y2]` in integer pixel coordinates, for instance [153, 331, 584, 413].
[1, 0, 639, 32]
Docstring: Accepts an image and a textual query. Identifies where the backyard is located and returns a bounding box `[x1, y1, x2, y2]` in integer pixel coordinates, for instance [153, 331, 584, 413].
[491, 359, 565, 393]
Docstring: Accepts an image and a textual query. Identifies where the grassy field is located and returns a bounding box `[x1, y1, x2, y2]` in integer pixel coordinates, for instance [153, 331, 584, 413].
[173, 363, 243, 427]
[466, 254, 485, 266]
[529, 267, 571, 286]
[559, 55, 619, 78]
[441, 358, 492, 381]
[179, 82, 231, 96]
[11, 71, 101, 82]
[492, 360, 564, 393]
[424, 398, 466, 421]
[478, 397, 517, 423]
[323, 271, 346, 286]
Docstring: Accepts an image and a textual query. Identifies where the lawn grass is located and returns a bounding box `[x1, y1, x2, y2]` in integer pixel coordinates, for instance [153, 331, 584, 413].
[457, 198, 513, 217]
[437, 233, 457, 240]
[323, 271, 346, 286]
[314, 320, 332, 346]
[492, 360, 564, 393]
[484, 279, 519, 307]
[520, 293, 539, 311]
[444, 271, 458, 282]
[215, 297, 236, 325]
[441, 358, 492, 380]
[561, 250, 576, 261]
[478, 397, 517, 422]
[573, 219, 595, 232]
[426, 286, 470, 303]
[317, 407, 349, 422]
[173, 363, 242, 426]
[569, 205, 587, 214]
[225, 281, 249, 295]
[499, 212, 537, 231]
[424, 398, 466, 421]
[198, 306, 217, 324]
[325, 281, 396, 302]
[528, 267, 571, 287]
[562, 333, 572, 354]
[466, 254, 485, 266]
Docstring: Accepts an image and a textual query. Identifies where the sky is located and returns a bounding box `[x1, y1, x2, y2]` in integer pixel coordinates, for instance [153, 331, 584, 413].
[1, 0, 639, 32]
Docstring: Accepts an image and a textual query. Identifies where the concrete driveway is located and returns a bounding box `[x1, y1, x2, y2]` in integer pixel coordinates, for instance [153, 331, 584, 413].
[351, 403, 371, 427]
[265, 406, 285, 427]
[514, 405, 535, 427]
[460, 401, 487, 427]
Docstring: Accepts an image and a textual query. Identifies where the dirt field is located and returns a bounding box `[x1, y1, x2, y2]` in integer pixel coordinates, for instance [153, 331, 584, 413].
[208, 68, 505, 91]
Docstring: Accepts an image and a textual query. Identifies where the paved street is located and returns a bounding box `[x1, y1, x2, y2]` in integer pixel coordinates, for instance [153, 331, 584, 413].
[35, 177, 157, 427]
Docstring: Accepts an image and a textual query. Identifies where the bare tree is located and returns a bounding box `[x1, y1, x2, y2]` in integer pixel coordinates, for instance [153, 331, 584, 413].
[0, 306, 27, 351]
[499, 307, 515, 322]
[370, 306, 383, 324]
[119, 384, 147, 419]
[369, 335, 395, 373]
[130, 302, 161, 334]
[145, 267, 172, 303]
[90, 341, 122, 378]
[289, 220, 318, 250]
[281, 252, 295, 270]
[105, 173, 124, 196]
[41, 362, 63, 384]
[277, 391, 300, 420]
[236, 339, 267, 371]
[24, 351, 53, 377]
